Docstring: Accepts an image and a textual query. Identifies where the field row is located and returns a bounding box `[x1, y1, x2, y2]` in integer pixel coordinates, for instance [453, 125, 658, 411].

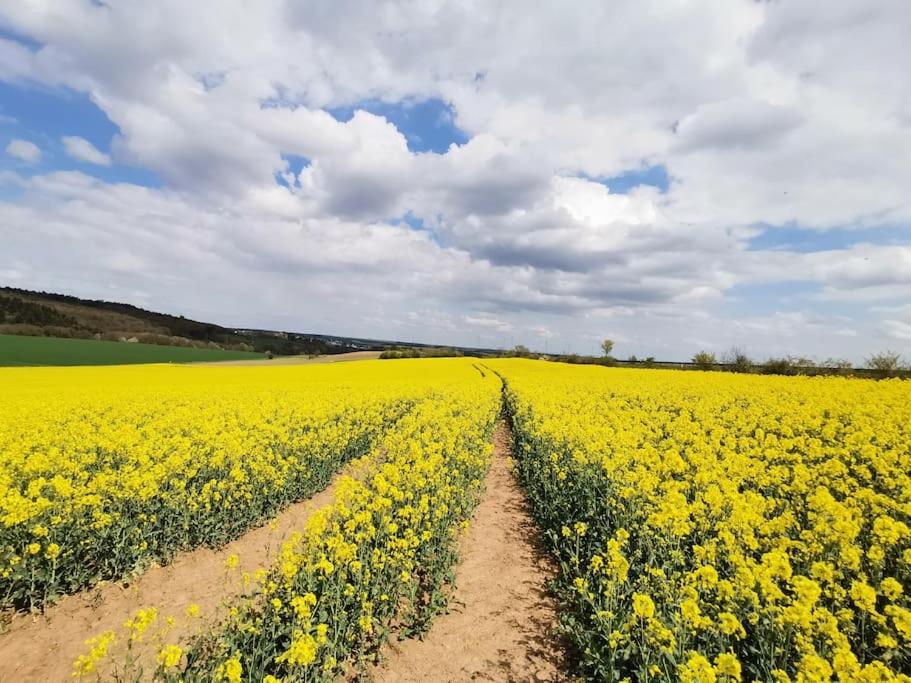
[63, 361, 502, 680]
[0, 361, 479, 610]
[494, 360, 911, 682]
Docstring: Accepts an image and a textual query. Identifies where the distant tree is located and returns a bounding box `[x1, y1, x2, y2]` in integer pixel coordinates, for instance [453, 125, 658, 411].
[692, 351, 717, 371]
[627, 355, 639, 363]
[788, 356, 816, 375]
[760, 357, 794, 376]
[601, 339, 615, 356]
[643, 356, 656, 368]
[821, 357, 853, 375]
[723, 346, 753, 373]
[866, 351, 905, 378]
[513, 344, 530, 357]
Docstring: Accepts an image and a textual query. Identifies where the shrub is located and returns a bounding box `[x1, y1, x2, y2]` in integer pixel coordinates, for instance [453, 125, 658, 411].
[691, 351, 717, 371]
[866, 350, 905, 378]
[821, 357, 853, 375]
[760, 357, 794, 375]
[791, 357, 817, 375]
[722, 346, 753, 373]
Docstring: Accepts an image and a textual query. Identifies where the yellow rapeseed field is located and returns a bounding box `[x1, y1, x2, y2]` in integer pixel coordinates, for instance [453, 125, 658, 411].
[5, 357, 909, 681]
[164, 363, 502, 681]
[0, 360, 479, 610]
[65, 359, 501, 681]
[489, 359, 911, 682]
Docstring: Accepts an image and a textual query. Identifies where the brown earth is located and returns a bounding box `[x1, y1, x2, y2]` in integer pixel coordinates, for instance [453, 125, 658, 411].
[0, 456, 376, 683]
[196, 350, 382, 366]
[365, 421, 569, 683]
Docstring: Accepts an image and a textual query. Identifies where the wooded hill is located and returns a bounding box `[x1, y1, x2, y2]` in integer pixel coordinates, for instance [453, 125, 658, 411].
[0, 287, 367, 356]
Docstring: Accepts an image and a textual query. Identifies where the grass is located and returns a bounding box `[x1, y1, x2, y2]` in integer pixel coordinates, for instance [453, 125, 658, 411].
[0, 334, 265, 367]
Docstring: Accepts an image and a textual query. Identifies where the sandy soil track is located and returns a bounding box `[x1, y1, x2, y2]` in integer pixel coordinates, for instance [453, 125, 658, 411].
[366, 421, 568, 683]
[0, 458, 375, 682]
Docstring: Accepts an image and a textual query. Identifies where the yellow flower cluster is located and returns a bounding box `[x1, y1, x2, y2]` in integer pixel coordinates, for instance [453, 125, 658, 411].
[490, 359, 911, 682]
[72, 630, 117, 677]
[176, 360, 501, 680]
[0, 360, 453, 609]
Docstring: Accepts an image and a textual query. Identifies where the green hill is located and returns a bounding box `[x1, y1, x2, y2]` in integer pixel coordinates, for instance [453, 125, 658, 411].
[0, 287, 364, 358]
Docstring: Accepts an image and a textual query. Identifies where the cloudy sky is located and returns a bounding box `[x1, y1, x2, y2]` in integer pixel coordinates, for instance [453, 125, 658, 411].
[1, 1, 910, 361]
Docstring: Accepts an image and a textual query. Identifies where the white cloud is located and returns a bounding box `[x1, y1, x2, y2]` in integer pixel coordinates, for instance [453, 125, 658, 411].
[673, 98, 804, 152]
[61, 136, 111, 166]
[883, 320, 911, 342]
[530, 326, 554, 339]
[462, 314, 513, 333]
[0, 0, 909, 362]
[5, 138, 41, 163]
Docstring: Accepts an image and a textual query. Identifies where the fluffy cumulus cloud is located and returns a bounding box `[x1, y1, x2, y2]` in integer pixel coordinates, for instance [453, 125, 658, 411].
[0, 0, 910, 361]
[61, 136, 110, 166]
[5, 138, 41, 163]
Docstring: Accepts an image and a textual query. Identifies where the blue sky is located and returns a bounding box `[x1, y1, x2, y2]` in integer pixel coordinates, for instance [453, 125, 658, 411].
[596, 164, 670, 194]
[0, 82, 116, 149]
[1, 1, 910, 362]
[0, 81, 161, 187]
[747, 223, 911, 253]
[329, 98, 469, 154]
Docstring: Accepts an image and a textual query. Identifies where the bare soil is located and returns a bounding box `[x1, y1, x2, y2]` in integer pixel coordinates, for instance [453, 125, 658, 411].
[366, 421, 568, 683]
[196, 350, 382, 366]
[0, 457, 376, 682]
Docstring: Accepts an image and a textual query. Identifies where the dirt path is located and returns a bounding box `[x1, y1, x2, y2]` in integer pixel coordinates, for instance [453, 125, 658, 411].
[0, 457, 374, 682]
[196, 350, 382, 366]
[367, 421, 568, 683]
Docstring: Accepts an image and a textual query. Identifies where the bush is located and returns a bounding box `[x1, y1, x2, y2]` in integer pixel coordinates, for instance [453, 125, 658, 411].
[821, 358, 853, 375]
[691, 351, 717, 371]
[760, 357, 794, 376]
[789, 356, 816, 375]
[866, 351, 905, 378]
[758, 356, 819, 376]
[0, 323, 47, 337]
[723, 346, 753, 373]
